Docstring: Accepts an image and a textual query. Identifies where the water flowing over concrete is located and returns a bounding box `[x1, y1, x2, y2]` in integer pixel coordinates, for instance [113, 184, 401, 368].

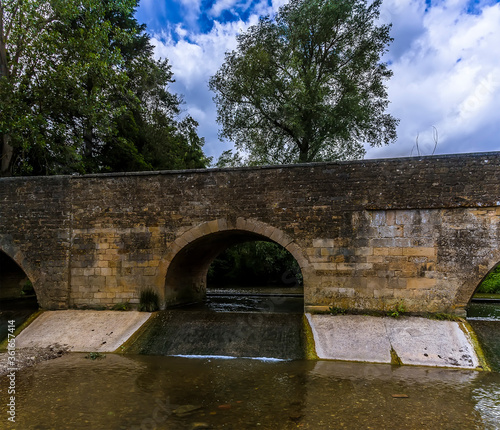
[124, 309, 306, 360]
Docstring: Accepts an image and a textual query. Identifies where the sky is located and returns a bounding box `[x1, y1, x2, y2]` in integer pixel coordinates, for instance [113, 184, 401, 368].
[136, 0, 500, 163]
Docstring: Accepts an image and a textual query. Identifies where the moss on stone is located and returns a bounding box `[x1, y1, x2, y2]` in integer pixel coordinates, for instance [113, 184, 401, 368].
[390, 346, 403, 366]
[459, 320, 491, 371]
[302, 315, 319, 360]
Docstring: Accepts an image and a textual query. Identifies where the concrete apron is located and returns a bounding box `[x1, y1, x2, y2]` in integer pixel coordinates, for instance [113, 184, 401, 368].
[306, 314, 481, 369]
[15, 311, 482, 369]
[16, 310, 151, 352]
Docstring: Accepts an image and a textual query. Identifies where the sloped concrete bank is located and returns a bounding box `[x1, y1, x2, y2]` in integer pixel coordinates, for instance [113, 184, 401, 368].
[4, 310, 490, 371]
[15, 310, 151, 352]
[306, 314, 488, 370]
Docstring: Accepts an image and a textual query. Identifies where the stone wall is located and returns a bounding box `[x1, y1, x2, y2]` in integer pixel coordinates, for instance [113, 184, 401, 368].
[1, 152, 500, 314]
[0, 176, 71, 308]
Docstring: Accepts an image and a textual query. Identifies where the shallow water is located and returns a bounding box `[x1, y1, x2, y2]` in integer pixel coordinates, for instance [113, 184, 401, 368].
[0, 296, 38, 343]
[468, 301, 500, 373]
[1, 354, 499, 429]
[125, 309, 306, 360]
[468, 302, 500, 321]
[1, 296, 499, 429]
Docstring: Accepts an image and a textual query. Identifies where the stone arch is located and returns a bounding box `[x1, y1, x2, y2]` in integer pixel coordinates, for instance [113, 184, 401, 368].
[453, 248, 500, 312]
[160, 218, 311, 308]
[0, 242, 38, 302]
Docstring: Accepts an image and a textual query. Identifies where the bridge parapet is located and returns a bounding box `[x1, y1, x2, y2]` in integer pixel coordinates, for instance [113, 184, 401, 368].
[1, 152, 500, 313]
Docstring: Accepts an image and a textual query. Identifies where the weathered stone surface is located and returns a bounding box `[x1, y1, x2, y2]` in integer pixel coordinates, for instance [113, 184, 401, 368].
[16, 310, 151, 352]
[306, 314, 392, 363]
[1, 152, 500, 312]
[384, 317, 479, 368]
[306, 314, 481, 369]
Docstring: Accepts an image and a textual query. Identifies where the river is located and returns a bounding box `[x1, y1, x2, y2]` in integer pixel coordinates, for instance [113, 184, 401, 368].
[0, 293, 499, 429]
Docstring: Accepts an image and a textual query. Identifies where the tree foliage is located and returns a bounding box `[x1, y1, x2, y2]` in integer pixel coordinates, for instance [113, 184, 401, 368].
[210, 0, 398, 165]
[208, 241, 302, 287]
[477, 265, 500, 295]
[0, 0, 209, 176]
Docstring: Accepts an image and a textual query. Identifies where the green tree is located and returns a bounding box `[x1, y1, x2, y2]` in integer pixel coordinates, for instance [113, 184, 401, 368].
[208, 241, 302, 287]
[0, 0, 209, 176]
[477, 265, 500, 295]
[209, 0, 398, 165]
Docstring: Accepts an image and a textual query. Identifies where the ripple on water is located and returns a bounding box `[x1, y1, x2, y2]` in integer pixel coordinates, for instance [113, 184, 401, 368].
[2, 353, 500, 430]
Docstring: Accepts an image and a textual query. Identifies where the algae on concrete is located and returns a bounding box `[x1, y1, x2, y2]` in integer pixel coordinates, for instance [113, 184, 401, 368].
[460, 320, 492, 372]
[302, 314, 319, 360]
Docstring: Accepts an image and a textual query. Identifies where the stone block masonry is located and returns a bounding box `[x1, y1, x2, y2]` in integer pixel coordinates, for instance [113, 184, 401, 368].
[1, 152, 500, 314]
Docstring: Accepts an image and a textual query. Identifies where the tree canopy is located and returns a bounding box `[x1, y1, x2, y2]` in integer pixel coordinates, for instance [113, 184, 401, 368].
[209, 0, 399, 165]
[208, 241, 302, 288]
[0, 0, 210, 176]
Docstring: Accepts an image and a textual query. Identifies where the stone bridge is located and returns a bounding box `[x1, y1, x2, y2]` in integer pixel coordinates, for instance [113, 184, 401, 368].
[1, 152, 500, 316]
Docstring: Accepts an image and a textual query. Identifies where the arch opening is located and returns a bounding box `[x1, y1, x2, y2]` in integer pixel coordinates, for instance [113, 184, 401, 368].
[163, 228, 304, 311]
[466, 262, 500, 372]
[0, 250, 39, 342]
[467, 262, 500, 320]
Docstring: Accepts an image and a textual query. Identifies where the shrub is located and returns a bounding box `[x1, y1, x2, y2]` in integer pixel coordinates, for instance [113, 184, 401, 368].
[138, 287, 159, 312]
[387, 302, 406, 318]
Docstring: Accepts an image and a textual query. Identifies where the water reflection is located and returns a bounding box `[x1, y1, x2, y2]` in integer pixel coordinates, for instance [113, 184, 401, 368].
[467, 301, 500, 372]
[468, 302, 500, 321]
[0, 296, 38, 342]
[2, 354, 499, 429]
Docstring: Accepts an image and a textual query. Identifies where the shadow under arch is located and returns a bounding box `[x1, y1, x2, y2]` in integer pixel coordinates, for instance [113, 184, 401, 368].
[162, 218, 310, 308]
[0, 248, 39, 342]
[0, 247, 38, 301]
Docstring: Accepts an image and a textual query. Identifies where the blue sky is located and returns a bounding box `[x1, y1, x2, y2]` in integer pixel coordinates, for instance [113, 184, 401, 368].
[136, 0, 500, 162]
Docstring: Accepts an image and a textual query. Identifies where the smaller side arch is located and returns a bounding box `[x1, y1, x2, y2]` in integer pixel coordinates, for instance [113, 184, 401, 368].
[453, 249, 500, 313]
[0, 244, 38, 302]
[159, 218, 312, 308]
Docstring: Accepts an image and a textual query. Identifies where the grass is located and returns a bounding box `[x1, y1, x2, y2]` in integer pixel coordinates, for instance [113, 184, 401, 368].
[138, 287, 159, 312]
[84, 352, 105, 360]
[328, 306, 346, 316]
[387, 302, 406, 318]
[426, 313, 463, 322]
[112, 301, 130, 311]
[473, 293, 500, 300]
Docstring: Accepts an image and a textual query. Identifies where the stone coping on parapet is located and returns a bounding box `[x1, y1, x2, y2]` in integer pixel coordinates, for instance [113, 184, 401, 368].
[1, 150, 499, 181]
[306, 313, 487, 370]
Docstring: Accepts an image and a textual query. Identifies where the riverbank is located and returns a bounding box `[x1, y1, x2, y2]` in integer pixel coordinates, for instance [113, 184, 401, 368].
[0, 344, 68, 376]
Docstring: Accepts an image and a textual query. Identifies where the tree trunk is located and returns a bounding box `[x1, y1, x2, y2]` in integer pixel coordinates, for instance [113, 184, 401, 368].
[84, 121, 93, 158]
[298, 141, 309, 163]
[1, 134, 13, 176]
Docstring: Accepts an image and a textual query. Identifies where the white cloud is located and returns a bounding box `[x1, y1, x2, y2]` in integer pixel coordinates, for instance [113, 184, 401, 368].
[151, 20, 252, 158]
[209, 0, 239, 17]
[367, 0, 500, 158]
[146, 0, 500, 161]
[150, 2, 284, 160]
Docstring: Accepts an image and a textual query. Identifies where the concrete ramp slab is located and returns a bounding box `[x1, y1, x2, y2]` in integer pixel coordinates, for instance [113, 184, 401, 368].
[306, 314, 480, 369]
[16, 310, 151, 352]
[306, 314, 392, 363]
[385, 317, 479, 368]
